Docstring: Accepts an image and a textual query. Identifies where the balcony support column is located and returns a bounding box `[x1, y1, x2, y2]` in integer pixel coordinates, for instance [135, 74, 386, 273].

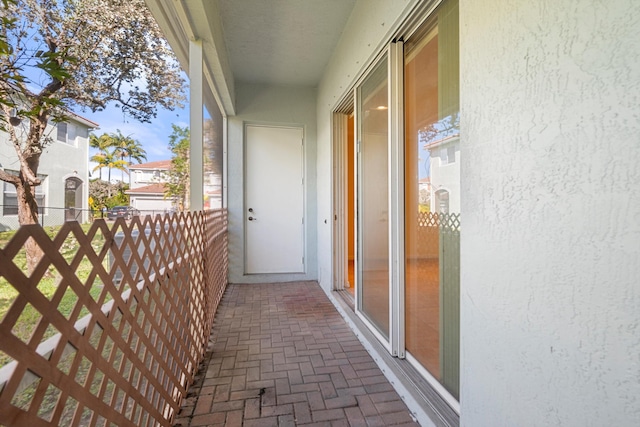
[189, 39, 204, 211]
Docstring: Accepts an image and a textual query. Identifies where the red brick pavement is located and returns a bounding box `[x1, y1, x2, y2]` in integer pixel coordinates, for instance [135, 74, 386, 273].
[173, 281, 419, 426]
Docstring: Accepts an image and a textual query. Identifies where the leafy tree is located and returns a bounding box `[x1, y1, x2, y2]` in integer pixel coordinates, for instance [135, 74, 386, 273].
[165, 125, 189, 211]
[0, 0, 20, 122]
[0, 0, 185, 271]
[89, 179, 128, 213]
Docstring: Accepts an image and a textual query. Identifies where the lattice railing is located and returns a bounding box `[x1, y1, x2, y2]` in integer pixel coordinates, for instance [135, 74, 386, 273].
[0, 209, 228, 426]
[416, 211, 460, 230]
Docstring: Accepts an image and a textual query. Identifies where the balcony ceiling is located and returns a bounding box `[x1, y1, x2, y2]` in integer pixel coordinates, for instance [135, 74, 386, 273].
[216, 0, 357, 87]
[147, 0, 356, 113]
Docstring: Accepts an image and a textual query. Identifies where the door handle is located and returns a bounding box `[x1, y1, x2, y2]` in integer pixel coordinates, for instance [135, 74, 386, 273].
[248, 216, 256, 221]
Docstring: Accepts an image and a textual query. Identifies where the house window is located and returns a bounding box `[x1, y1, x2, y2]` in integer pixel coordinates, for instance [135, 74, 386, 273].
[2, 171, 47, 216]
[56, 122, 77, 146]
[441, 147, 449, 164]
[56, 122, 67, 142]
[440, 146, 456, 165]
[68, 123, 76, 143]
[76, 126, 88, 140]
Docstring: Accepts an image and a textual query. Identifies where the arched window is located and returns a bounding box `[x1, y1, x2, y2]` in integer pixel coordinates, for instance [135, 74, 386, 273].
[436, 189, 450, 214]
[64, 177, 83, 221]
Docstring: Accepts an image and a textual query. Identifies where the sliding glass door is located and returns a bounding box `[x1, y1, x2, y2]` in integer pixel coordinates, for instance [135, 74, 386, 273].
[352, 0, 459, 405]
[357, 55, 390, 340]
[404, 0, 460, 400]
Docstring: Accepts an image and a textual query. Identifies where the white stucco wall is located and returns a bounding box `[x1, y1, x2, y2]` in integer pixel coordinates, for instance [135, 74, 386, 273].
[0, 118, 91, 230]
[460, 0, 640, 425]
[227, 83, 318, 284]
[130, 196, 173, 213]
[130, 169, 170, 189]
[430, 141, 461, 214]
[45, 125, 90, 224]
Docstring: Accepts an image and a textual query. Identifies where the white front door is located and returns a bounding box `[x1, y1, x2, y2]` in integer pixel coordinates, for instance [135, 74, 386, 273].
[245, 125, 304, 274]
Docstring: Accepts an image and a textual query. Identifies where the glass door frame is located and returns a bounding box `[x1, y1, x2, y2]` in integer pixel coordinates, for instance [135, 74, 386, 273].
[352, 41, 406, 359]
[354, 48, 393, 353]
[395, 0, 461, 411]
[344, 0, 461, 413]
[355, 39, 461, 415]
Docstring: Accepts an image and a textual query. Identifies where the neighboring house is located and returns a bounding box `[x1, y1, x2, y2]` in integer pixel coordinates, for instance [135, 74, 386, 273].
[0, 111, 98, 231]
[126, 160, 174, 214]
[418, 177, 431, 208]
[204, 172, 222, 210]
[147, 1, 639, 426]
[425, 133, 460, 214]
[128, 159, 222, 213]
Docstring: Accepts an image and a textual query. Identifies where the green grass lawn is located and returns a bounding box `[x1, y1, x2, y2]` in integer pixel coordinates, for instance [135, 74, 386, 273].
[0, 223, 110, 367]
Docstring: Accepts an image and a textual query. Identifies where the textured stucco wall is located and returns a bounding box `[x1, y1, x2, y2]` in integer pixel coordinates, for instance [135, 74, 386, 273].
[460, 0, 640, 425]
[227, 83, 317, 284]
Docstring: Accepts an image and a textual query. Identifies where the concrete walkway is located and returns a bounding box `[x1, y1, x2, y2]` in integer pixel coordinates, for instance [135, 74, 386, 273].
[173, 282, 419, 426]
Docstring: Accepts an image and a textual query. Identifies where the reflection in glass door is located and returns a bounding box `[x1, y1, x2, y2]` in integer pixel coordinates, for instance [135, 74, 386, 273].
[404, 0, 460, 399]
[357, 55, 390, 339]
[346, 0, 459, 405]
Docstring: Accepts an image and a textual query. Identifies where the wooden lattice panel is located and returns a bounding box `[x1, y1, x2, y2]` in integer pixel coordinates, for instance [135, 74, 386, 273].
[0, 210, 228, 426]
[416, 212, 460, 230]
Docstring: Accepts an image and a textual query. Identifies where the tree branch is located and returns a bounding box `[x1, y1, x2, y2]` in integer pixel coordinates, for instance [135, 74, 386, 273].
[1, 104, 41, 186]
[0, 168, 20, 185]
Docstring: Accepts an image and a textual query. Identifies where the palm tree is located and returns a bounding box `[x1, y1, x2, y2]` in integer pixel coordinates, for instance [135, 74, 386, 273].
[112, 129, 147, 181]
[89, 133, 114, 180]
[90, 149, 129, 182]
[89, 130, 146, 181]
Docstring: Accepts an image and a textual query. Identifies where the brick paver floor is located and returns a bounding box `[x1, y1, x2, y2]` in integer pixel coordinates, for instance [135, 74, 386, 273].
[173, 281, 419, 426]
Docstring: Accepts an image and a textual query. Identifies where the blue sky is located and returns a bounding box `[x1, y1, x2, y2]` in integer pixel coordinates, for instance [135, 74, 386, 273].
[22, 65, 190, 180]
[82, 88, 190, 180]
[10, 14, 190, 182]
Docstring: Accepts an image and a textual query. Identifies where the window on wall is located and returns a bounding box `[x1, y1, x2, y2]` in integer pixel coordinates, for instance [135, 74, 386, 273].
[404, 0, 459, 401]
[56, 122, 77, 146]
[203, 96, 224, 210]
[2, 171, 47, 216]
[56, 122, 67, 142]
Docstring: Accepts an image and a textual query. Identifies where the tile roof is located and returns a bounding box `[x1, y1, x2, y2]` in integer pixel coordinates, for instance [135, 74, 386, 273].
[129, 160, 172, 170]
[126, 183, 167, 195]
